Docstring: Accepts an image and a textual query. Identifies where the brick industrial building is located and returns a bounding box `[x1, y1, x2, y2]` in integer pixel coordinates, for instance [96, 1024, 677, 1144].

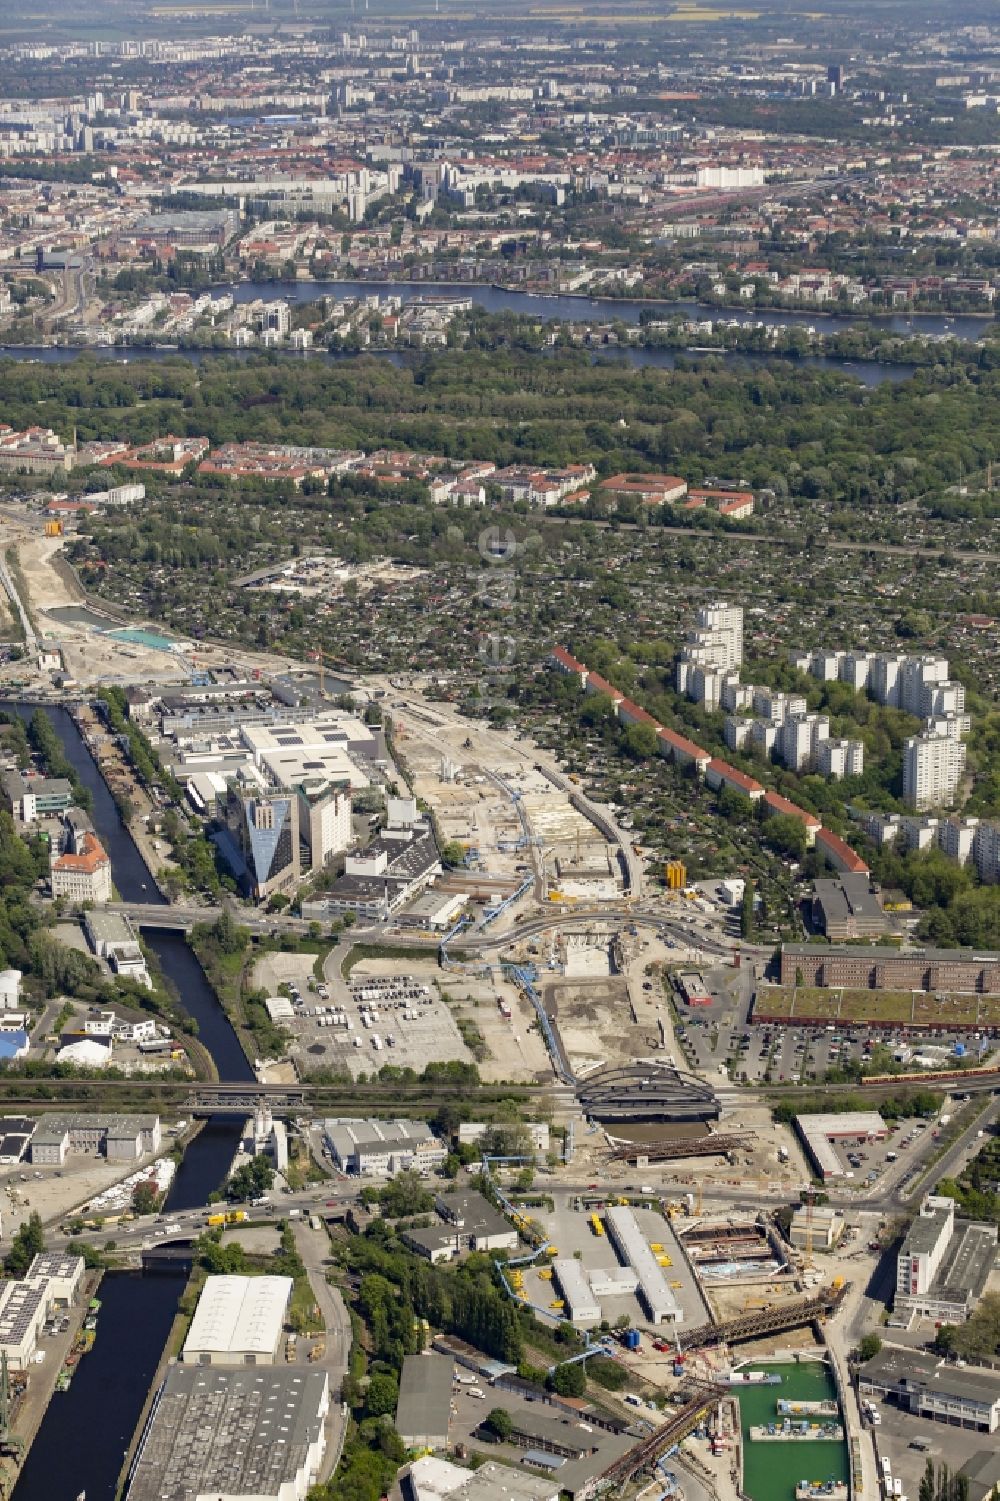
[780, 943, 1000, 994]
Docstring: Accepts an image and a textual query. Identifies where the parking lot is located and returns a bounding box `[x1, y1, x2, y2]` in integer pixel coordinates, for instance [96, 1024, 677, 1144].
[256, 958, 475, 1079]
[867, 1390, 985, 1501]
[678, 994, 991, 1089]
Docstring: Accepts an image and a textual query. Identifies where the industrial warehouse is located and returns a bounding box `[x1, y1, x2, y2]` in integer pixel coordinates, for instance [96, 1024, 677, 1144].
[181, 1275, 293, 1366]
[126, 1366, 330, 1501]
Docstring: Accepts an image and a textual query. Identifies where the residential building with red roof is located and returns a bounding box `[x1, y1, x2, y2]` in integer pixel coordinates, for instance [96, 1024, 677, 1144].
[549, 647, 589, 686]
[656, 726, 711, 775]
[815, 827, 870, 875]
[584, 672, 623, 709]
[600, 473, 688, 505]
[705, 759, 764, 801]
[50, 833, 112, 904]
[762, 790, 821, 846]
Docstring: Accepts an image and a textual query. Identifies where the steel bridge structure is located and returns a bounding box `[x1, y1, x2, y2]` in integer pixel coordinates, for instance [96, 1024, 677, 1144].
[583, 1381, 728, 1499]
[576, 1062, 721, 1124]
[677, 1283, 849, 1352]
[607, 1131, 749, 1163]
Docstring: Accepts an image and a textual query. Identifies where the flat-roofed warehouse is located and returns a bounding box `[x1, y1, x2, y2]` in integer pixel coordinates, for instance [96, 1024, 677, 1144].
[126, 1365, 329, 1501]
[794, 1111, 888, 1180]
[552, 1259, 601, 1325]
[181, 1274, 292, 1366]
[395, 1351, 454, 1448]
[604, 1206, 682, 1326]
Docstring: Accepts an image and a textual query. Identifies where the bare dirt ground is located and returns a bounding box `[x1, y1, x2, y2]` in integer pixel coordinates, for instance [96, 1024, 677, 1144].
[252, 952, 319, 996]
[17, 533, 85, 611]
[544, 975, 658, 1075]
[1, 1150, 170, 1235]
[12, 532, 189, 684]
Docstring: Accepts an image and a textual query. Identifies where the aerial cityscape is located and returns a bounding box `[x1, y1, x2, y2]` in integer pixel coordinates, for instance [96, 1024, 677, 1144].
[0, 1, 997, 1499]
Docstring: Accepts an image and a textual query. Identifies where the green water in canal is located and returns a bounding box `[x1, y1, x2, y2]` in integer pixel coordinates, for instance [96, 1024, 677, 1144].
[735, 1360, 849, 1501]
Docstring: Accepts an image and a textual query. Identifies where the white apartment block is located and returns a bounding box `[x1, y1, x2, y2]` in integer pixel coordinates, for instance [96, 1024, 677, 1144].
[882, 817, 1000, 883]
[972, 824, 1000, 882]
[840, 652, 873, 691]
[748, 720, 778, 756]
[697, 602, 743, 665]
[677, 603, 743, 706]
[908, 817, 941, 851]
[720, 675, 753, 712]
[939, 817, 978, 866]
[921, 680, 966, 718]
[903, 732, 966, 811]
[776, 713, 829, 772]
[725, 717, 751, 751]
[926, 712, 970, 740]
[818, 738, 864, 780]
[752, 687, 807, 724]
[811, 650, 843, 681]
[896, 1194, 954, 1304]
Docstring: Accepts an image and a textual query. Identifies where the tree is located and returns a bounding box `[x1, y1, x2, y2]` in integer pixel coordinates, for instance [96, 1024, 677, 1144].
[440, 840, 466, 868]
[549, 1360, 586, 1397]
[226, 1156, 274, 1201]
[624, 722, 658, 759]
[365, 1371, 399, 1417]
[378, 1171, 434, 1218]
[857, 1333, 882, 1362]
[741, 880, 756, 940]
[919, 1460, 935, 1501]
[131, 1181, 160, 1216]
[486, 1407, 513, 1440]
[5, 1212, 43, 1276]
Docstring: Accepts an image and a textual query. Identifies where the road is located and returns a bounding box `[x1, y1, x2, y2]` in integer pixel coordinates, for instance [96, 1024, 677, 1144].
[0, 550, 36, 649]
[290, 1216, 352, 1483]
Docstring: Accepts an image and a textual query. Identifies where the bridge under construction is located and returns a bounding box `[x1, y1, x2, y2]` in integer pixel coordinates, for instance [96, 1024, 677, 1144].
[583, 1381, 728, 1499]
[677, 1283, 849, 1352]
[607, 1131, 748, 1163]
[576, 1062, 720, 1124]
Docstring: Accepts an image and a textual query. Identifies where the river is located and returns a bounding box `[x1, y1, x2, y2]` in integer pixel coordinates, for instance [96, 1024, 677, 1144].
[1, 702, 249, 1501]
[230, 277, 992, 341]
[0, 339, 914, 387]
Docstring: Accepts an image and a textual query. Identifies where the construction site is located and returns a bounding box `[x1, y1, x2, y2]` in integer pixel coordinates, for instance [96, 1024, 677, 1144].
[388, 695, 624, 907]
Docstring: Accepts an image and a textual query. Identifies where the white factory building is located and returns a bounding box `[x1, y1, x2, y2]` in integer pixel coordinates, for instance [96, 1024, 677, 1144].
[240, 717, 375, 791]
[324, 1118, 446, 1176]
[551, 1259, 601, 1325]
[29, 1112, 162, 1165]
[0, 1252, 85, 1368]
[794, 1111, 888, 1180]
[604, 1206, 682, 1326]
[181, 1275, 292, 1366]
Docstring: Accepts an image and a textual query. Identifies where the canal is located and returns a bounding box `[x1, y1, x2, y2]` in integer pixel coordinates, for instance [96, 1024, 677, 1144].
[12, 1271, 185, 1501]
[3, 702, 249, 1501]
[735, 1360, 849, 1501]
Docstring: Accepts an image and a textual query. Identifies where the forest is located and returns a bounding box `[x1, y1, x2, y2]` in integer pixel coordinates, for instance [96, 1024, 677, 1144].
[0, 349, 997, 508]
